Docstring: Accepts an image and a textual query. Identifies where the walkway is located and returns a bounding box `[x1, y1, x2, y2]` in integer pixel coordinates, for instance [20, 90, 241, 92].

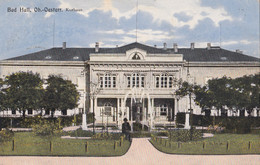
[0, 138, 259, 165]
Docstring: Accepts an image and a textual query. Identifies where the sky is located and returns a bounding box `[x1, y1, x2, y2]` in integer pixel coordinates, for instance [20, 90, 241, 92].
[0, 0, 259, 60]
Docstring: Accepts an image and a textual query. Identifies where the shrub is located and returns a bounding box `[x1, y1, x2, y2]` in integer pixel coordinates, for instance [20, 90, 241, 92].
[91, 132, 122, 140]
[32, 119, 62, 137]
[133, 122, 148, 131]
[70, 128, 92, 137]
[131, 132, 151, 138]
[0, 128, 14, 142]
[156, 131, 169, 137]
[168, 129, 202, 142]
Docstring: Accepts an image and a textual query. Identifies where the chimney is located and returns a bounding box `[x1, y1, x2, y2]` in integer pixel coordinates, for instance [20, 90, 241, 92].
[163, 43, 167, 50]
[173, 43, 178, 53]
[116, 45, 118, 48]
[236, 49, 243, 54]
[190, 42, 195, 50]
[207, 43, 211, 50]
[154, 45, 157, 48]
[62, 42, 66, 49]
[95, 42, 99, 52]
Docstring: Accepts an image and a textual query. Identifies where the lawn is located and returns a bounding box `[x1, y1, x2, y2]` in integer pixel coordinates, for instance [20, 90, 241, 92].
[150, 133, 260, 155]
[0, 132, 131, 156]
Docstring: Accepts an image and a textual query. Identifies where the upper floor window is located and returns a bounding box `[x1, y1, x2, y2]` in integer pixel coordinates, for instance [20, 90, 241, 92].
[132, 53, 141, 60]
[127, 73, 145, 88]
[99, 74, 116, 88]
[155, 74, 176, 88]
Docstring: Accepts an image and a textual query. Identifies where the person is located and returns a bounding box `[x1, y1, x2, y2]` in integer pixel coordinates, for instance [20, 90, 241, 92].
[122, 118, 131, 141]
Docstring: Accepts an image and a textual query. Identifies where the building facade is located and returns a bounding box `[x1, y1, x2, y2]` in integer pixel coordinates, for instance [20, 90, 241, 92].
[0, 42, 259, 128]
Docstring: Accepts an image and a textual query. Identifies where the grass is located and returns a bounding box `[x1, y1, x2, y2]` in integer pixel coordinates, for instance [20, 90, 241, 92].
[150, 133, 260, 155]
[0, 132, 131, 156]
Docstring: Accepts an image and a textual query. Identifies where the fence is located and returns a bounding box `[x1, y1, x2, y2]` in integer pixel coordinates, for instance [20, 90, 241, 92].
[0, 135, 126, 155]
[150, 135, 260, 153]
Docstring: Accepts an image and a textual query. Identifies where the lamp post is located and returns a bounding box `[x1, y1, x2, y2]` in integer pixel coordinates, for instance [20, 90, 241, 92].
[81, 69, 87, 130]
[90, 82, 100, 135]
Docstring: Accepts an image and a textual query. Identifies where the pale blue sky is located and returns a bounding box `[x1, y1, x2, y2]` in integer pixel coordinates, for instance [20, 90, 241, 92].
[0, 0, 259, 60]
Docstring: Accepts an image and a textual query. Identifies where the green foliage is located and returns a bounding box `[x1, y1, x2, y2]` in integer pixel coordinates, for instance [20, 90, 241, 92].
[168, 129, 202, 142]
[91, 132, 122, 140]
[4, 72, 44, 117]
[156, 131, 169, 137]
[133, 122, 148, 131]
[176, 74, 260, 116]
[131, 132, 151, 138]
[43, 75, 80, 117]
[70, 128, 92, 137]
[32, 118, 62, 137]
[0, 128, 14, 142]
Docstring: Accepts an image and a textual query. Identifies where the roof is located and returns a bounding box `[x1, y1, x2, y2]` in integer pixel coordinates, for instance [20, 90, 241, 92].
[5, 42, 259, 62]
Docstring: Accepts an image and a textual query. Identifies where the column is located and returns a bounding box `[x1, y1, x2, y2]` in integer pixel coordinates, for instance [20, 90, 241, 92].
[90, 97, 93, 113]
[117, 98, 120, 126]
[174, 98, 178, 121]
[184, 112, 190, 129]
[94, 97, 97, 115]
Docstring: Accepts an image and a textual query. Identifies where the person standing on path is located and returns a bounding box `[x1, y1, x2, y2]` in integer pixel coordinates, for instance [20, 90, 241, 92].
[122, 118, 131, 141]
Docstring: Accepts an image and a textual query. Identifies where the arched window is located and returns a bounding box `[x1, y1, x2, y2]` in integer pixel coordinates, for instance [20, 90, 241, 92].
[132, 53, 141, 60]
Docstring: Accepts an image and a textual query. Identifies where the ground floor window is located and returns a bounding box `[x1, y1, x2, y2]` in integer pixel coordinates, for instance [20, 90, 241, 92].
[62, 110, 67, 115]
[160, 104, 168, 116]
[28, 109, 33, 115]
[12, 109, 16, 115]
[45, 109, 50, 115]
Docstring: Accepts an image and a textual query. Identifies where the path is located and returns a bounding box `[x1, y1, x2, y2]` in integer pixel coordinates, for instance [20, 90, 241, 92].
[0, 138, 259, 165]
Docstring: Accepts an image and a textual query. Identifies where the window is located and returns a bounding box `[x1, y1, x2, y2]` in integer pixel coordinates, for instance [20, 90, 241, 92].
[62, 110, 67, 115]
[103, 103, 112, 116]
[28, 109, 33, 115]
[99, 74, 116, 88]
[127, 77, 131, 87]
[12, 110, 16, 115]
[160, 104, 168, 116]
[100, 77, 103, 88]
[45, 55, 52, 59]
[155, 74, 176, 88]
[45, 110, 50, 115]
[132, 53, 141, 60]
[127, 73, 145, 88]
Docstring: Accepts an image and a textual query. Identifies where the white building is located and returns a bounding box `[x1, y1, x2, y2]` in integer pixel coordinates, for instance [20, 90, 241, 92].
[0, 42, 259, 128]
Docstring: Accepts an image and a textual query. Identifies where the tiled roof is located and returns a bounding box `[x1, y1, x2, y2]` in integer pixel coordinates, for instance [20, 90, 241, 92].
[5, 42, 259, 62]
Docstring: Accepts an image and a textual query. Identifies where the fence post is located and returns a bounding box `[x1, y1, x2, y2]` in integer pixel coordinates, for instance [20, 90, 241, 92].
[203, 141, 206, 149]
[50, 141, 52, 152]
[12, 139, 15, 151]
[120, 136, 124, 146]
[169, 141, 171, 148]
[85, 142, 88, 152]
[226, 141, 230, 151]
[160, 138, 162, 144]
[178, 142, 181, 149]
[114, 141, 117, 150]
[248, 141, 252, 150]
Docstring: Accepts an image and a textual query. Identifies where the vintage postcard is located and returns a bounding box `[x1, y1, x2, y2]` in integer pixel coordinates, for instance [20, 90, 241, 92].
[0, 0, 259, 165]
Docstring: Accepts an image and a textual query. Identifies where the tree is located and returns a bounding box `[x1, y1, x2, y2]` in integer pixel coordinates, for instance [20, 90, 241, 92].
[0, 78, 5, 131]
[4, 72, 44, 118]
[43, 75, 80, 117]
[230, 73, 260, 116]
